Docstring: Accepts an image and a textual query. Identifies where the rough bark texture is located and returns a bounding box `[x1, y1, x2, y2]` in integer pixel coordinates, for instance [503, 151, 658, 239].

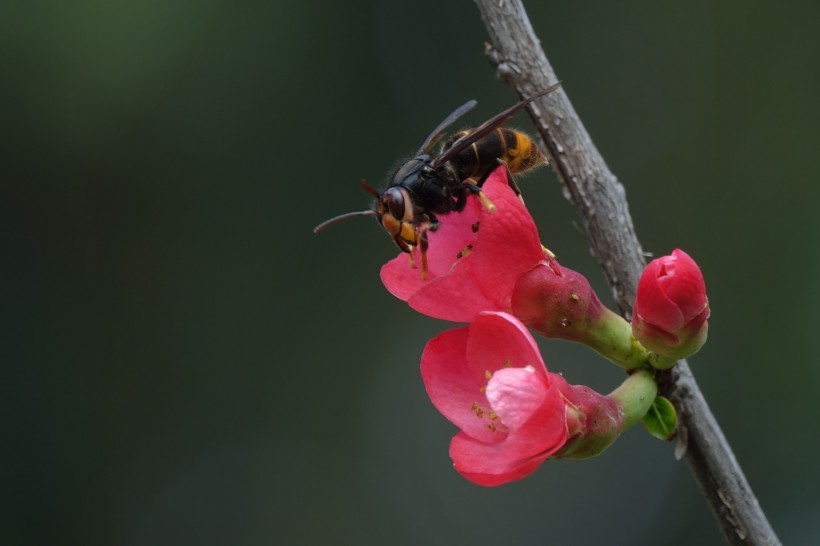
[473, 1, 781, 545]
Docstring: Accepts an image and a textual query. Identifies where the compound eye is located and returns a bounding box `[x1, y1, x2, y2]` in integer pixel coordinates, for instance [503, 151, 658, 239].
[384, 188, 405, 220]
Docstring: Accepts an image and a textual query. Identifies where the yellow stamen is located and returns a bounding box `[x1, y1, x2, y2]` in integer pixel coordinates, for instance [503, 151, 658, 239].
[456, 245, 473, 259]
[541, 245, 556, 259]
[471, 401, 484, 419]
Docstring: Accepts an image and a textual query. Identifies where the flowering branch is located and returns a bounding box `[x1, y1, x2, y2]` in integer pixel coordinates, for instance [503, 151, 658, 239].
[472, 1, 780, 545]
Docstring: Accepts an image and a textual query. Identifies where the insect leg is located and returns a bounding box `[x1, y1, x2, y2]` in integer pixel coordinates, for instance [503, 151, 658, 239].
[417, 221, 438, 281]
[419, 229, 429, 281]
[460, 180, 496, 212]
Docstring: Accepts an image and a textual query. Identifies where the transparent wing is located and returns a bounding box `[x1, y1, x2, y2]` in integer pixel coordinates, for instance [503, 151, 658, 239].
[431, 82, 561, 170]
[416, 99, 478, 155]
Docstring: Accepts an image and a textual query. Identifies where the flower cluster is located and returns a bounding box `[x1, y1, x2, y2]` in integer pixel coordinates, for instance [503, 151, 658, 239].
[381, 166, 709, 485]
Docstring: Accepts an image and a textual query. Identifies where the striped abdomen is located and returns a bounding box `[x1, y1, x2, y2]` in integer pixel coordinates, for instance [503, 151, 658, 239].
[445, 127, 547, 181]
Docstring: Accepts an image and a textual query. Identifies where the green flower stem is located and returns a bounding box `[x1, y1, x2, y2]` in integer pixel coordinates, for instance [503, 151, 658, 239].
[584, 307, 652, 370]
[608, 369, 658, 430]
[647, 351, 677, 370]
[585, 308, 678, 370]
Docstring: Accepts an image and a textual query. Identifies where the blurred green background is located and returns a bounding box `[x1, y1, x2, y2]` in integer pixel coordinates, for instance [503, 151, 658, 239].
[3, 1, 819, 545]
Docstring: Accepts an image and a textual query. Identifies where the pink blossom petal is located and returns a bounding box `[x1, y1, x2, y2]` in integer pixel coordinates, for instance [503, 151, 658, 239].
[465, 312, 549, 382]
[635, 258, 685, 331]
[449, 378, 567, 485]
[405, 255, 498, 322]
[492, 376, 566, 458]
[471, 168, 547, 308]
[485, 367, 547, 430]
[423, 196, 482, 275]
[380, 253, 425, 301]
[658, 249, 707, 320]
[421, 326, 501, 444]
[449, 436, 546, 486]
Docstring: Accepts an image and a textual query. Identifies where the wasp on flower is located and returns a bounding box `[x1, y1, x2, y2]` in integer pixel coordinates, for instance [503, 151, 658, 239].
[313, 83, 561, 278]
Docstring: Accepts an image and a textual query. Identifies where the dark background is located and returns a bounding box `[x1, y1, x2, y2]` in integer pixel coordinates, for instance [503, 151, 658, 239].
[3, 1, 819, 545]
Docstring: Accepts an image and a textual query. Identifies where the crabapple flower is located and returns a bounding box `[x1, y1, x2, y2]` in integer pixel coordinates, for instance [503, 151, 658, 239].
[421, 312, 657, 486]
[632, 249, 709, 361]
[422, 312, 566, 485]
[381, 165, 651, 369]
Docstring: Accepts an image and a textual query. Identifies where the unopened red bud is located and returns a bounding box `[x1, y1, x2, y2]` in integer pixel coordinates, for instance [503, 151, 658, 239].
[632, 249, 709, 360]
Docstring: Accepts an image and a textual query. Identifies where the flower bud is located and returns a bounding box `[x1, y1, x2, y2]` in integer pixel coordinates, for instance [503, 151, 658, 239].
[632, 249, 709, 360]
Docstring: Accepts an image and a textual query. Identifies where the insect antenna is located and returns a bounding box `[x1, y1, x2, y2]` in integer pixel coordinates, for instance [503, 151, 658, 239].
[312, 180, 382, 234]
[359, 180, 381, 199]
[313, 210, 378, 234]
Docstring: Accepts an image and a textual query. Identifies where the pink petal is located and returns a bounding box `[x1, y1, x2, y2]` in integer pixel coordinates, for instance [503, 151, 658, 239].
[485, 367, 547, 431]
[471, 168, 547, 308]
[449, 379, 567, 484]
[633, 319, 680, 348]
[423, 196, 482, 275]
[635, 257, 685, 332]
[450, 439, 547, 486]
[659, 249, 707, 320]
[490, 375, 567, 458]
[465, 312, 549, 381]
[420, 326, 502, 444]
[406, 254, 498, 322]
[380, 253, 425, 301]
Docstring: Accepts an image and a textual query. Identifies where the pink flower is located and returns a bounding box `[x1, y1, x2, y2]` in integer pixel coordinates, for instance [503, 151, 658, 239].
[421, 311, 656, 484]
[632, 249, 710, 360]
[421, 312, 569, 486]
[380, 166, 547, 322]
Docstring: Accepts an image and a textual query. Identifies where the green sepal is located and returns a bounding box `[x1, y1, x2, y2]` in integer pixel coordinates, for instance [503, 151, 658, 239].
[641, 395, 677, 440]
